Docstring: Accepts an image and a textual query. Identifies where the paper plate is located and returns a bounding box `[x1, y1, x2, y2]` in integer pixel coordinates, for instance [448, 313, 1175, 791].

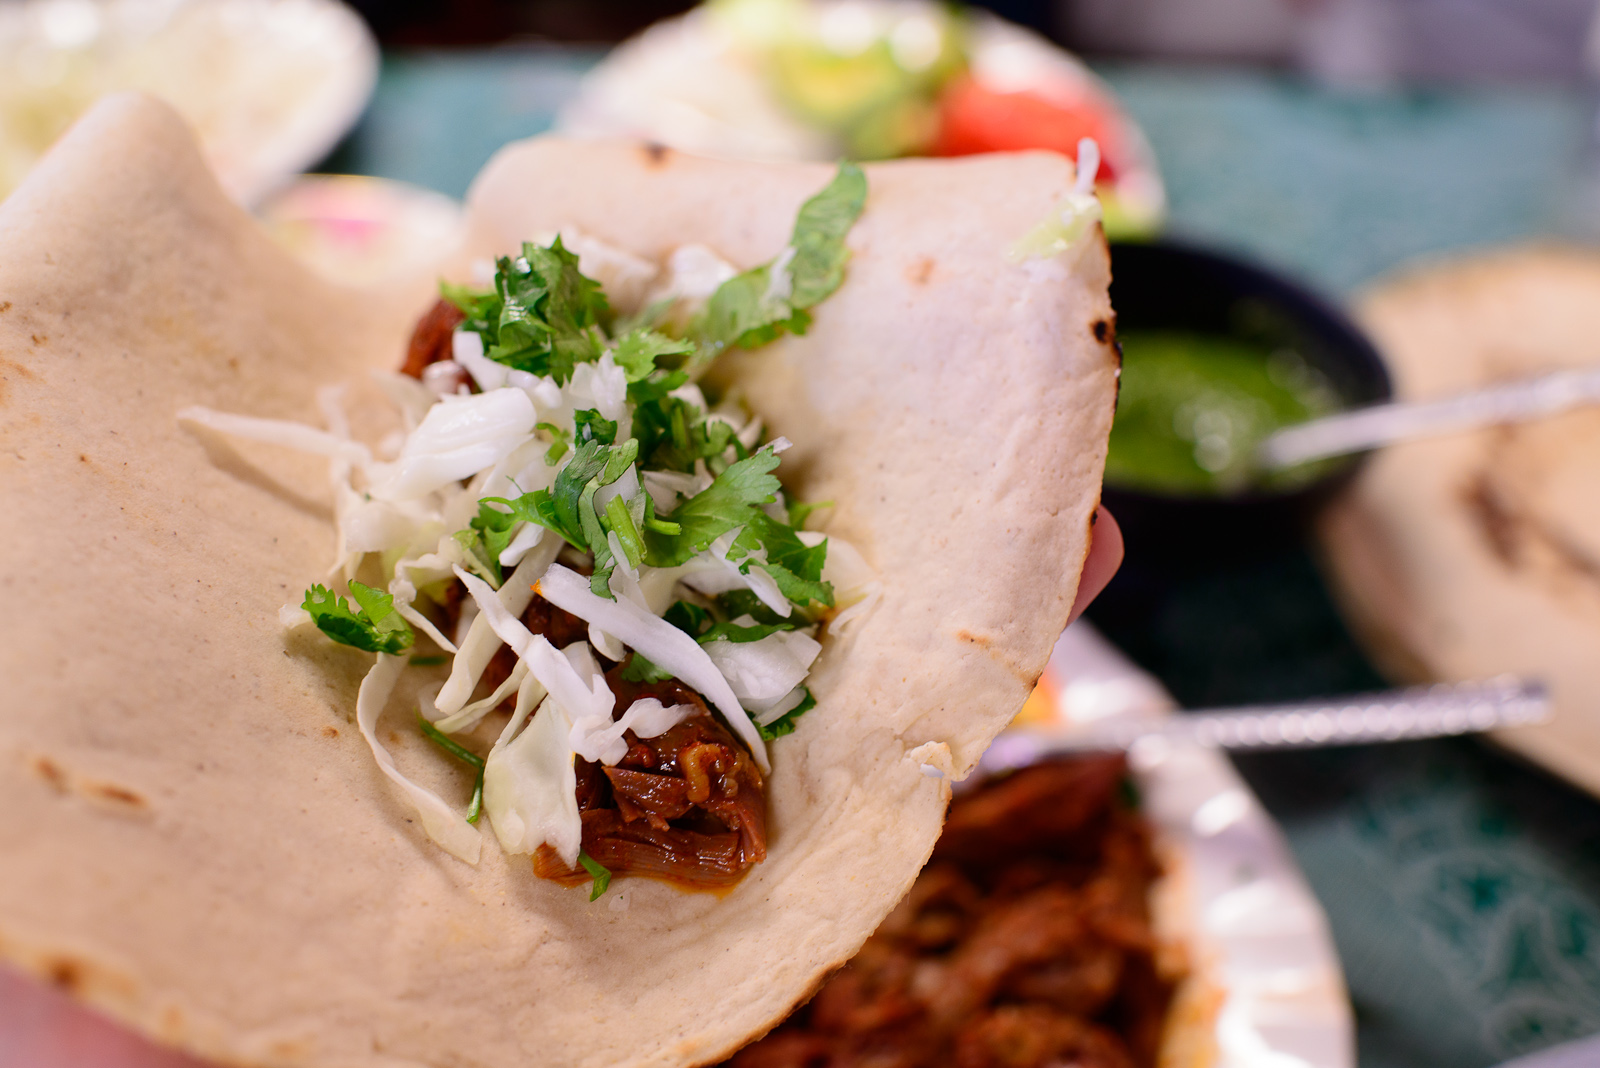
[0, 0, 378, 205]
[992, 622, 1355, 1068]
[556, 0, 1166, 237]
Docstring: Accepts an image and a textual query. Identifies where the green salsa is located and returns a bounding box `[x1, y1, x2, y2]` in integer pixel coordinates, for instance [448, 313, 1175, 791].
[1105, 330, 1341, 496]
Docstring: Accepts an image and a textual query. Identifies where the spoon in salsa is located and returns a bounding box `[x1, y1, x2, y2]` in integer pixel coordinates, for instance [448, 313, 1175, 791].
[1257, 365, 1600, 470]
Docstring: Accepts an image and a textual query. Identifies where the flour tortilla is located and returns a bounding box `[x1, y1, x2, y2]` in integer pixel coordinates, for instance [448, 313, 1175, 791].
[0, 94, 1118, 1068]
[1320, 245, 1600, 794]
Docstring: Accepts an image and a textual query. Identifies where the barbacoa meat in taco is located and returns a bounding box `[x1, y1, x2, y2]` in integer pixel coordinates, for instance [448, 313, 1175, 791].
[0, 94, 1118, 1068]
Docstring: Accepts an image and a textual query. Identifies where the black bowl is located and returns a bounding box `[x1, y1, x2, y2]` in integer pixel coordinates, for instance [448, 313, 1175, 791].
[1101, 240, 1392, 568]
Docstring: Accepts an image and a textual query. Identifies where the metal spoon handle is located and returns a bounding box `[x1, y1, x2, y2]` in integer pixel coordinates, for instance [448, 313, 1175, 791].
[984, 678, 1549, 763]
[1258, 368, 1600, 470]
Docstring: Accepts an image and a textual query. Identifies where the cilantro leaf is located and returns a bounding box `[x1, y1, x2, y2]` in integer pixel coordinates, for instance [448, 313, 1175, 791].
[303, 582, 414, 654]
[619, 652, 674, 683]
[418, 715, 487, 823]
[742, 511, 834, 608]
[465, 237, 610, 382]
[537, 421, 571, 465]
[748, 512, 827, 583]
[714, 590, 792, 627]
[693, 162, 866, 355]
[752, 560, 834, 608]
[698, 618, 797, 643]
[663, 600, 713, 638]
[483, 487, 584, 554]
[698, 266, 811, 354]
[579, 851, 612, 901]
[787, 161, 867, 309]
[631, 392, 741, 473]
[643, 447, 782, 567]
[613, 328, 695, 382]
[787, 498, 833, 529]
[441, 280, 497, 331]
[757, 689, 817, 741]
[456, 498, 527, 586]
[573, 408, 617, 446]
[494, 437, 644, 599]
[626, 368, 690, 409]
[544, 439, 611, 544]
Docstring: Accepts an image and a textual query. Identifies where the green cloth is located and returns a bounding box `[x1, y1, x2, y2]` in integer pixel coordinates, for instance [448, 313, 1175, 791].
[324, 52, 1600, 1067]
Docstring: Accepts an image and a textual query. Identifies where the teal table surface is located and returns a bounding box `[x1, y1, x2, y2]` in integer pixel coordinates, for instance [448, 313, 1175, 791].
[321, 50, 1600, 1068]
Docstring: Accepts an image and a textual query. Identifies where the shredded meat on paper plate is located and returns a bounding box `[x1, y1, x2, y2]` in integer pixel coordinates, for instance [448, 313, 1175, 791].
[730, 757, 1172, 1068]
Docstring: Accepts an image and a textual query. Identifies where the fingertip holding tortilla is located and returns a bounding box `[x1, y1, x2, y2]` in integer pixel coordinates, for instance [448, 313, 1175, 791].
[0, 94, 1117, 1067]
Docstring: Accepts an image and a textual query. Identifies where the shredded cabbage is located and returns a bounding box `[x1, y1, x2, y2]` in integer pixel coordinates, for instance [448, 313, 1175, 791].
[703, 627, 822, 714]
[369, 389, 539, 500]
[355, 653, 483, 864]
[483, 694, 581, 862]
[536, 563, 770, 772]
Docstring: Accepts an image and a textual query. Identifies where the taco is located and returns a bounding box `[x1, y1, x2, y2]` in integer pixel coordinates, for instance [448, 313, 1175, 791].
[0, 93, 1118, 1067]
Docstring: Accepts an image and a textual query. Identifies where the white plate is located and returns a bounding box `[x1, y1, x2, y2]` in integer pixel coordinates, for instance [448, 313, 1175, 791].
[556, 1, 1166, 235]
[992, 622, 1355, 1068]
[0, 0, 378, 205]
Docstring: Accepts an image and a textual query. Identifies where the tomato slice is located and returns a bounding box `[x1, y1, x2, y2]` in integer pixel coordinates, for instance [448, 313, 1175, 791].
[933, 75, 1120, 181]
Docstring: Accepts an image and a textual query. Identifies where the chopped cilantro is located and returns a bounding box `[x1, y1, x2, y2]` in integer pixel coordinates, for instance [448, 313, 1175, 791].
[303, 582, 414, 654]
[537, 421, 571, 465]
[578, 851, 612, 900]
[643, 446, 782, 567]
[693, 163, 866, 356]
[697, 266, 811, 355]
[449, 237, 612, 383]
[787, 498, 833, 529]
[714, 590, 792, 627]
[613, 327, 695, 381]
[604, 493, 645, 569]
[632, 392, 741, 473]
[757, 689, 817, 740]
[663, 599, 713, 637]
[787, 162, 867, 309]
[417, 715, 486, 769]
[752, 560, 834, 608]
[456, 496, 535, 586]
[619, 652, 674, 683]
[573, 408, 617, 446]
[418, 717, 486, 824]
[664, 596, 797, 643]
[698, 619, 796, 644]
[748, 514, 830, 592]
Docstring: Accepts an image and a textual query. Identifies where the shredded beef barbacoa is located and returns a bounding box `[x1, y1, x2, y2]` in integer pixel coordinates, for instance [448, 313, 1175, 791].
[728, 757, 1173, 1068]
[401, 298, 464, 379]
[535, 662, 767, 889]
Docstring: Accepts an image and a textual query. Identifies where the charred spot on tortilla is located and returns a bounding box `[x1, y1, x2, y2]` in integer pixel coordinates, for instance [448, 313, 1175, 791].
[47, 957, 84, 992]
[906, 257, 935, 285]
[1462, 472, 1521, 568]
[1093, 317, 1114, 345]
[641, 142, 672, 167]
